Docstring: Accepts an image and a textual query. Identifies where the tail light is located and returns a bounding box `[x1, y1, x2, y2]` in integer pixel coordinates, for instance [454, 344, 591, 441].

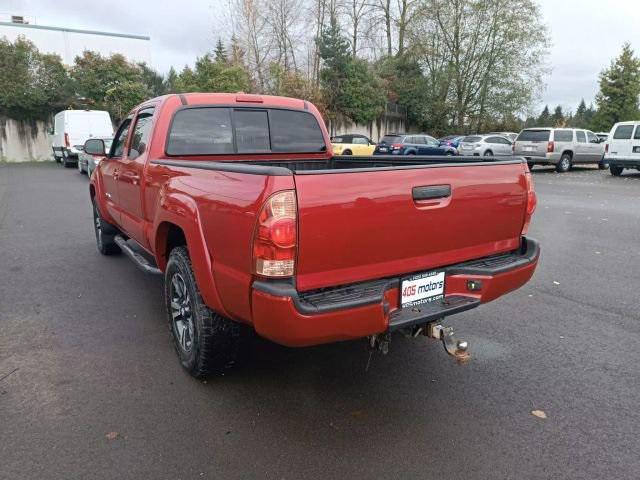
[64, 133, 70, 148]
[547, 141, 554, 153]
[521, 171, 537, 235]
[391, 143, 403, 150]
[253, 190, 297, 277]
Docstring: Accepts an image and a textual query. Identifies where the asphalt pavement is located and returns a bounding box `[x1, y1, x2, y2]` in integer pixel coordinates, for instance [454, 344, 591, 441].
[1, 162, 639, 479]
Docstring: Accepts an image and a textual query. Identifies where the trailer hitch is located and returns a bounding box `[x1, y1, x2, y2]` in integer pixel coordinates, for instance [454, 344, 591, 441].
[426, 323, 470, 363]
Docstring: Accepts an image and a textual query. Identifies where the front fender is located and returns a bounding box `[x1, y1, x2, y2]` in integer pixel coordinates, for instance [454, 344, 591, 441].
[89, 165, 118, 227]
[152, 187, 229, 318]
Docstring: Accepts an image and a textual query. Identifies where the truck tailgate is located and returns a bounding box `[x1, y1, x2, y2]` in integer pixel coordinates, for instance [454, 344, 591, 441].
[293, 162, 527, 291]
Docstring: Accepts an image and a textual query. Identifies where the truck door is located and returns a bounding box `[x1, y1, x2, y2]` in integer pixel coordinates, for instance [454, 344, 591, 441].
[117, 107, 155, 247]
[586, 131, 604, 162]
[100, 116, 132, 225]
[575, 130, 588, 163]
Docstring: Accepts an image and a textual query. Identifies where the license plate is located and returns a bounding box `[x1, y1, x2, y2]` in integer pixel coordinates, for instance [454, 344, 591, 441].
[523, 146, 535, 152]
[401, 271, 445, 308]
[379, 147, 388, 152]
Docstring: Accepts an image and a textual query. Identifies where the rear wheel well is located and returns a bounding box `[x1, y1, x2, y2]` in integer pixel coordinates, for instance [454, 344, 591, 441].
[561, 150, 573, 159]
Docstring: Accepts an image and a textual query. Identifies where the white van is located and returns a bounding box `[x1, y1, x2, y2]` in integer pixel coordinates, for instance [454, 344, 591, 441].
[604, 121, 640, 176]
[51, 110, 113, 168]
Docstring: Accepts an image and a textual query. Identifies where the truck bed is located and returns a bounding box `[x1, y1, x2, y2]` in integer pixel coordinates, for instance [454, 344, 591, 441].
[152, 155, 529, 291]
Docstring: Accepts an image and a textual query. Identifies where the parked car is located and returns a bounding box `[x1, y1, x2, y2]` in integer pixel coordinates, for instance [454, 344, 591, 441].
[438, 135, 464, 149]
[374, 133, 458, 155]
[89, 92, 538, 378]
[78, 137, 113, 176]
[603, 121, 640, 176]
[51, 110, 113, 168]
[513, 128, 605, 172]
[458, 135, 514, 156]
[331, 134, 376, 156]
[486, 131, 518, 142]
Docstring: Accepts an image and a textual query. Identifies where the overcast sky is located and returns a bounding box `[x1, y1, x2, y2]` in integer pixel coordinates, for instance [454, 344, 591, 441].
[3, 0, 640, 114]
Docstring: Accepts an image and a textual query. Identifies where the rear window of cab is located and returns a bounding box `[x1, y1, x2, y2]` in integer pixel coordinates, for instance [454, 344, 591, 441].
[166, 107, 327, 155]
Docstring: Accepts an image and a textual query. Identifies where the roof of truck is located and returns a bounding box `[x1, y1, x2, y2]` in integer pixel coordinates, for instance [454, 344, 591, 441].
[146, 93, 310, 111]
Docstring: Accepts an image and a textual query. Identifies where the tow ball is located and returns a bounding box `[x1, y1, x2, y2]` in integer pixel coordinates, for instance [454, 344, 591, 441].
[426, 322, 470, 363]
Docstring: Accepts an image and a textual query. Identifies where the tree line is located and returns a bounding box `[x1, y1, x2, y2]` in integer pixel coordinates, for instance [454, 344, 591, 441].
[1, 0, 639, 137]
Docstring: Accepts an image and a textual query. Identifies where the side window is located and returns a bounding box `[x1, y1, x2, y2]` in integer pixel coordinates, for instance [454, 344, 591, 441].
[486, 136, 501, 144]
[352, 137, 368, 145]
[553, 130, 573, 142]
[576, 131, 586, 143]
[111, 118, 132, 157]
[613, 125, 633, 139]
[586, 131, 598, 143]
[128, 108, 155, 159]
[634, 126, 640, 139]
[426, 136, 439, 146]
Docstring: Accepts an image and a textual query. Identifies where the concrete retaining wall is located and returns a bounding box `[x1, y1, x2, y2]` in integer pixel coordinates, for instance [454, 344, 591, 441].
[0, 117, 53, 162]
[326, 103, 408, 142]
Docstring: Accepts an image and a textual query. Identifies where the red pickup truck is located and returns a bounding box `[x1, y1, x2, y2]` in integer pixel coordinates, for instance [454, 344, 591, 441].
[87, 93, 539, 377]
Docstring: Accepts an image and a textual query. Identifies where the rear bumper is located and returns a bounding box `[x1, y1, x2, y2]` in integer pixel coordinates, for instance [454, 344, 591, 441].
[605, 157, 640, 168]
[517, 153, 559, 164]
[251, 237, 540, 347]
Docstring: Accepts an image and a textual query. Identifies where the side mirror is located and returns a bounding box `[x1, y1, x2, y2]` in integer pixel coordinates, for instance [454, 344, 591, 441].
[84, 138, 106, 156]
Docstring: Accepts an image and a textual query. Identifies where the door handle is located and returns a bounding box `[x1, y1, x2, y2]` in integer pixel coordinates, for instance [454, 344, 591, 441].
[412, 185, 451, 201]
[122, 172, 140, 185]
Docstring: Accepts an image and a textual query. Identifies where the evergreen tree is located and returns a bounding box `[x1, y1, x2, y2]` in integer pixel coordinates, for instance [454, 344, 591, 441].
[164, 67, 178, 93]
[317, 16, 351, 121]
[585, 103, 596, 129]
[551, 105, 565, 127]
[214, 39, 228, 63]
[593, 43, 640, 131]
[537, 105, 551, 126]
[572, 99, 587, 127]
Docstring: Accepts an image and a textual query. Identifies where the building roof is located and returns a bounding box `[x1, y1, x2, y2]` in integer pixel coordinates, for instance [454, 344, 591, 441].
[0, 21, 150, 41]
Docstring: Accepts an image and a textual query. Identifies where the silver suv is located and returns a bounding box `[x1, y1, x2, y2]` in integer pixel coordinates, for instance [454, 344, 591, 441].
[514, 128, 605, 172]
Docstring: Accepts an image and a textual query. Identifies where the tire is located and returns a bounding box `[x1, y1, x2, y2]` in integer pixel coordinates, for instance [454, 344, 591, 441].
[342, 149, 352, 155]
[445, 152, 453, 156]
[407, 151, 416, 156]
[92, 199, 121, 255]
[165, 246, 241, 378]
[62, 151, 72, 168]
[556, 153, 572, 173]
[598, 159, 607, 170]
[610, 164, 624, 176]
[484, 150, 493, 156]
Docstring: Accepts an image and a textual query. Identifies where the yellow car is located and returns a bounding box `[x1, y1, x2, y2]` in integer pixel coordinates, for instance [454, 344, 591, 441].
[331, 134, 376, 156]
